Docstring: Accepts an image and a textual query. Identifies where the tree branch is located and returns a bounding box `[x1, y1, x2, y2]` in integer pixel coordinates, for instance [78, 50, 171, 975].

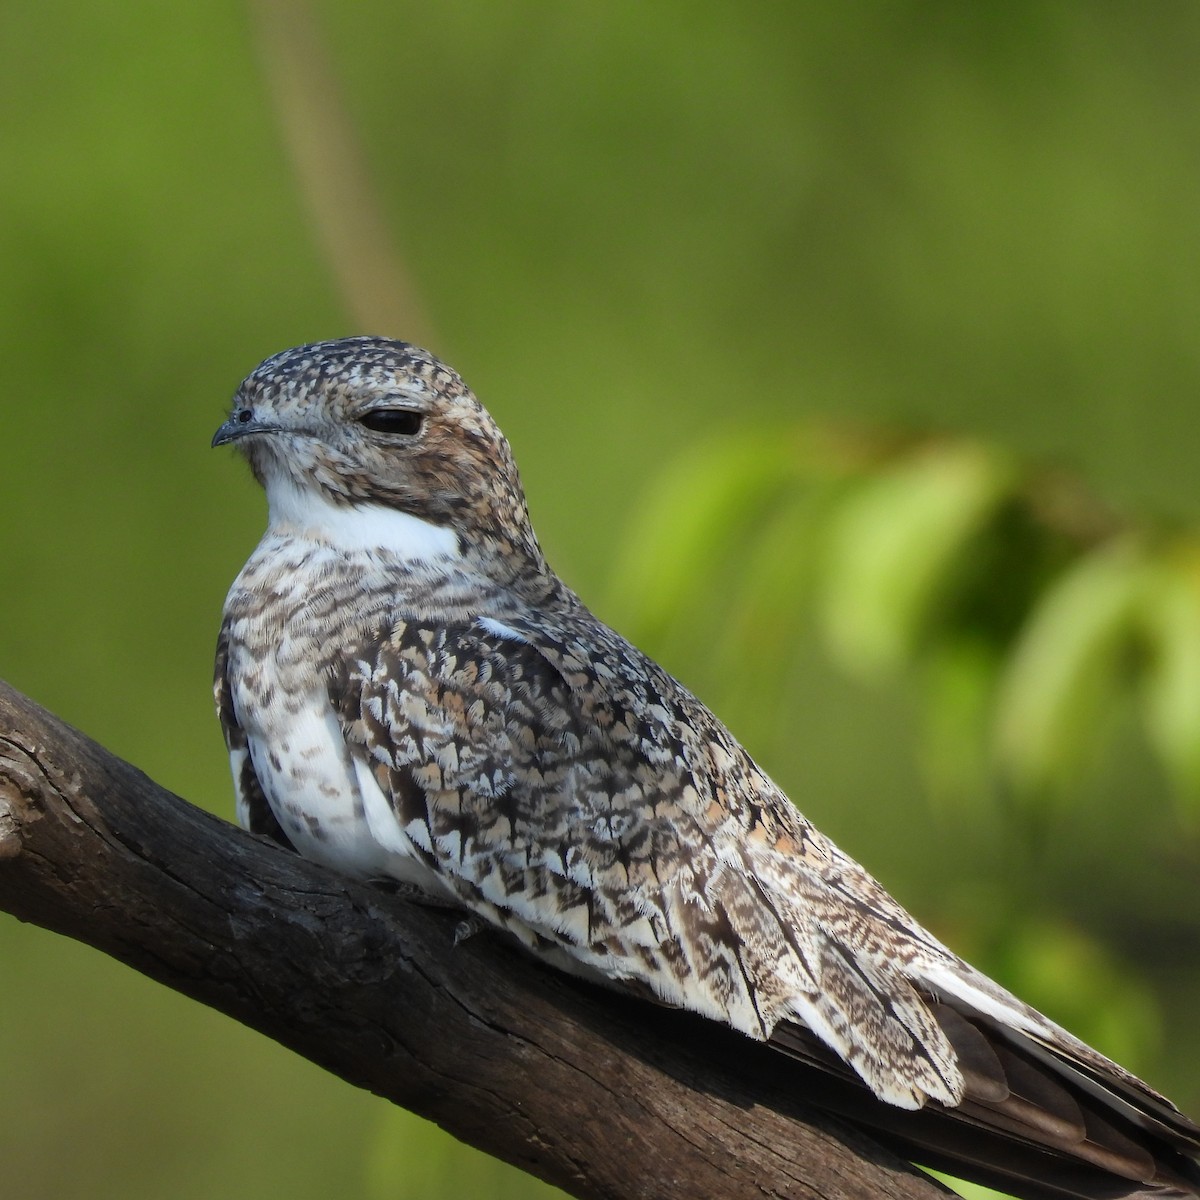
[0, 679, 951, 1200]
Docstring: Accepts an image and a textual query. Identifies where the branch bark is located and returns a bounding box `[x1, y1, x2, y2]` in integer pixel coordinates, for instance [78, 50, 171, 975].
[0, 679, 951, 1200]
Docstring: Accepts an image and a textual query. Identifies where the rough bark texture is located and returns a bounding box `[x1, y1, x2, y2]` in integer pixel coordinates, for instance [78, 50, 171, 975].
[0, 679, 952, 1200]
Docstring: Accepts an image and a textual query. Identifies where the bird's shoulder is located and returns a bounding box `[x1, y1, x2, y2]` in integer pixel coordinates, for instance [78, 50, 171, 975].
[327, 589, 808, 850]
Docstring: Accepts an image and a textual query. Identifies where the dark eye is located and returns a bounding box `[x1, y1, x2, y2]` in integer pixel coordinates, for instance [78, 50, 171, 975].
[358, 408, 423, 436]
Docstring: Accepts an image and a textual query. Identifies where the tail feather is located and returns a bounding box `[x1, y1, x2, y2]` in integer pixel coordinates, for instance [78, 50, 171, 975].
[769, 999, 1200, 1200]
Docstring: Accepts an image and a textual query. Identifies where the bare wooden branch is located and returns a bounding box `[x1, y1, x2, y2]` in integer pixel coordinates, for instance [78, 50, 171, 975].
[0, 679, 951, 1200]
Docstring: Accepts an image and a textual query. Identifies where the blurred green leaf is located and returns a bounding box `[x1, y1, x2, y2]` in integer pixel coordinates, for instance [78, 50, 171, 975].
[1138, 544, 1200, 815]
[818, 441, 1015, 677]
[605, 432, 806, 648]
[993, 540, 1148, 798]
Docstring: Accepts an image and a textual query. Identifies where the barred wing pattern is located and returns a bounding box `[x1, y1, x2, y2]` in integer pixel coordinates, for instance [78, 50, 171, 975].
[326, 604, 1200, 1198]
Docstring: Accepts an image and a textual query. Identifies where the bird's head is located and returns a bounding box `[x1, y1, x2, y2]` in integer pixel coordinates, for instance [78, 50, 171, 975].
[213, 337, 544, 568]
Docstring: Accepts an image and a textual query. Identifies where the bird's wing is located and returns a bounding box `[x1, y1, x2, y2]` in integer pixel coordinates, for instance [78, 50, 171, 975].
[329, 613, 710, 966]
[329, 609, 1200, 1199]
[333, 610, 978, 1105]
[214, 620, 294, 849]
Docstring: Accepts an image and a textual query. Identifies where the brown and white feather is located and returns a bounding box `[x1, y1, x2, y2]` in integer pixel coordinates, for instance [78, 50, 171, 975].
[214, 337, 1200, 1200]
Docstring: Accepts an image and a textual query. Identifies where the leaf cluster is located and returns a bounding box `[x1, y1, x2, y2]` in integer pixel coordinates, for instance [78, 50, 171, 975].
[608, 424, 1200, 820]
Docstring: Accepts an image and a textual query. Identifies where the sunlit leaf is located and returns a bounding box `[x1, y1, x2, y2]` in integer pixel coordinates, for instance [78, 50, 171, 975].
[993, 540, 1149, 797]
[1138, 544, 1200, 816]
[818, 441, 1015, 677]
[605, 432, 804, 648]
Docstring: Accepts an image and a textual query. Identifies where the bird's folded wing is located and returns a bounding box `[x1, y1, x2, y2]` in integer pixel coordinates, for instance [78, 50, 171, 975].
[328, 612, 1200, 1199]
[329, 614, 964, 1102]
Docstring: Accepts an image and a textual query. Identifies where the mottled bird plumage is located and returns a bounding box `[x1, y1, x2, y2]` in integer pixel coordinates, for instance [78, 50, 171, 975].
[214, 337, 1200, 1199]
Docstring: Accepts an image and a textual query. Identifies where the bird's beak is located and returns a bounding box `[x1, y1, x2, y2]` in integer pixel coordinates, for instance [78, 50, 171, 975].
[211, 411, 281, 448]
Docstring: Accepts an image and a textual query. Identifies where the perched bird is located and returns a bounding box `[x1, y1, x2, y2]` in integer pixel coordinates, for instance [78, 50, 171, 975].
[213, 336, 1200, 1200]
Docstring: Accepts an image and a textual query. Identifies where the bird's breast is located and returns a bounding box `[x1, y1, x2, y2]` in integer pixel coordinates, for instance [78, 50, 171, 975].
[220, 536, 470, 887]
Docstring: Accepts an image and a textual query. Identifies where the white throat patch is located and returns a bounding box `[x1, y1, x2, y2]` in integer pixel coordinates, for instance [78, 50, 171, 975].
[264, 474, 460, 561]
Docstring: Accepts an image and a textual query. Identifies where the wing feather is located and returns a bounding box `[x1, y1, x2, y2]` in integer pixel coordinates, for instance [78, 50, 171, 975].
[328, 608, 1200, 1197]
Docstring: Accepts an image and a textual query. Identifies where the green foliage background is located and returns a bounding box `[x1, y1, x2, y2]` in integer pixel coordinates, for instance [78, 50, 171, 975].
[2, 5, 1199, 1199]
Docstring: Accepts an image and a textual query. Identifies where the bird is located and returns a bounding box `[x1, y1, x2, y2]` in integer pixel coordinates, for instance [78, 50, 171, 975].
[213, 336, 1200, 1200]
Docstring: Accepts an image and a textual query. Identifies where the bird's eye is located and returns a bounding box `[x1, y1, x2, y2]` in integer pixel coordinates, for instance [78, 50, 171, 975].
[358, 408, 424, 436]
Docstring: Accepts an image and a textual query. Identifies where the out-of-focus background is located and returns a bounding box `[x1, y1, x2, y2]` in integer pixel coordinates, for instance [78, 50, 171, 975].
[2, 5, 1199, 1199]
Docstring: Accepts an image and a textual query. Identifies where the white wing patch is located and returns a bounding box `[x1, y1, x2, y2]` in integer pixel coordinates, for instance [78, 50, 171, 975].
[477, 616, 528, 643]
